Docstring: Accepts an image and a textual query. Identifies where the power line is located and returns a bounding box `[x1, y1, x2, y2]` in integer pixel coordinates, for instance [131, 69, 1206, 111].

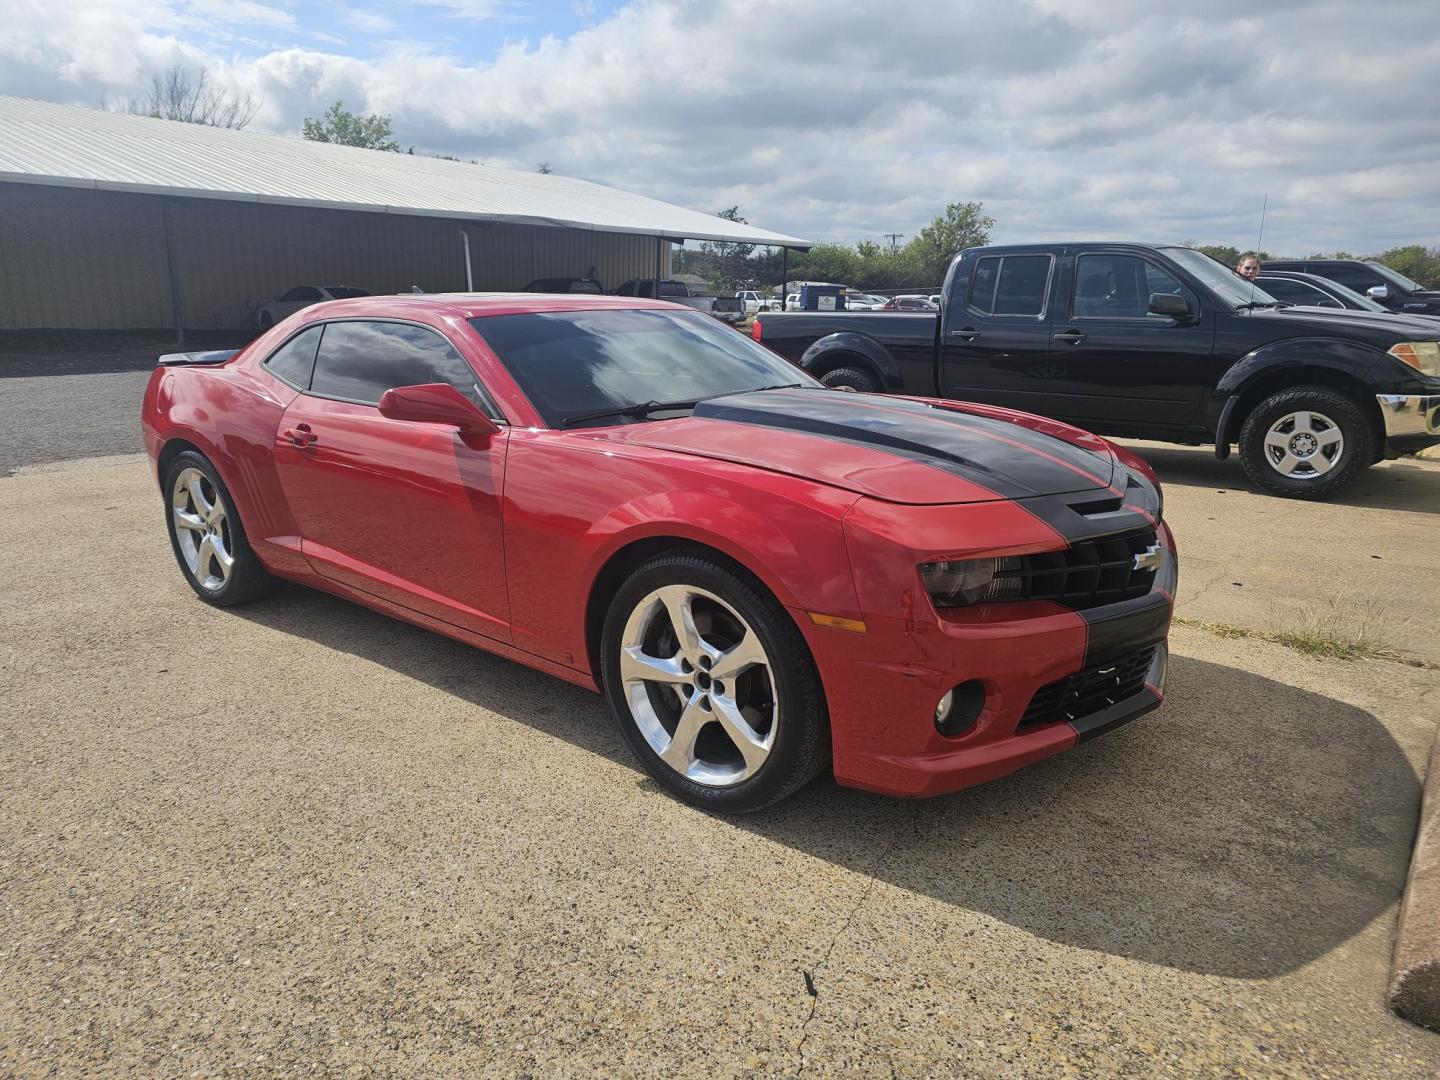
[883, 232, 904, 253]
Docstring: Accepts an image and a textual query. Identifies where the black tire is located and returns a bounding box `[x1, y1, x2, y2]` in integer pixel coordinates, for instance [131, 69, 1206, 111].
[820, 365, 881, 392]
[1237, 385, 1374, 498]
[600, 549, 829, 813]
[162, 450, 282, 607]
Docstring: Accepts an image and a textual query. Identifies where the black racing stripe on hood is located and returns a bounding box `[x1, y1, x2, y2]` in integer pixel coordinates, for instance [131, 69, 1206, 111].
[696, 390, 1114, 500]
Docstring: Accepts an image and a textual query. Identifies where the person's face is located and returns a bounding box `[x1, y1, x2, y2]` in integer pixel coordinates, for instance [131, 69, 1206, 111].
[1237, 258, 1260, 280]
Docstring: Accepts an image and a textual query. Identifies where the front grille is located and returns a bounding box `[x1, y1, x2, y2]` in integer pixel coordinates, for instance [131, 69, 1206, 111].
[1019, 646, 1156, 730]
[982, 529, 1159, 610]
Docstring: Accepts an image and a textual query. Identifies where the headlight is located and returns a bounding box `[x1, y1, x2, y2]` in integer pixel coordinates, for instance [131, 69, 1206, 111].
[1389, 341, 1440, 376]
[919, 558, 998, 608]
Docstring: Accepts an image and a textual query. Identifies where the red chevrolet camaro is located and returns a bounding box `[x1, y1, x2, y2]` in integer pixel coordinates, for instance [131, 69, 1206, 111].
[142, 294, 1176, 812]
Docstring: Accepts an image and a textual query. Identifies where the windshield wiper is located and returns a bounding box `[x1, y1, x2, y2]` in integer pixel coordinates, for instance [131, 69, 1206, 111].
[561, 399, 702, 428]
[750, 383, 807, 392]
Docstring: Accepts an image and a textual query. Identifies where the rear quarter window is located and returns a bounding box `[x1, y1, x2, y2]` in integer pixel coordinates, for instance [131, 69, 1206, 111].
[263, 325, 323, 389]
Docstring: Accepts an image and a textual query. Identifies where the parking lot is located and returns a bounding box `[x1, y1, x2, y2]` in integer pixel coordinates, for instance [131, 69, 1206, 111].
[3, 361, 1439, 1076]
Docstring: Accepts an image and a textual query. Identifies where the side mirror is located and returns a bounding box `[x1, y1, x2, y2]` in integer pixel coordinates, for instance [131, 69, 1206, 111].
[1147, 292, 1191, 319]
[1367, 285, 1391, 302]
[378, 382, 500, 438]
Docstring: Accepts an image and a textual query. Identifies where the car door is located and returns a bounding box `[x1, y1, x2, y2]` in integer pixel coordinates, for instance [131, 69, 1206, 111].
[1040, 249, 1215, 429]
[272, 318, 512, 641]
[939, 251, 1058, 406]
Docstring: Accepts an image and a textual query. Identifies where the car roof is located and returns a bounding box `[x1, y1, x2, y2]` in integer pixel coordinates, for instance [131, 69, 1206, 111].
[310, 293, 682, 320]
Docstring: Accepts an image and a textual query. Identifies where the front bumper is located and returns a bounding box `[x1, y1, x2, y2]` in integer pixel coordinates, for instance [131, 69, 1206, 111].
[1376, 394, 1440, 438]
[804, 521, 1177, 799]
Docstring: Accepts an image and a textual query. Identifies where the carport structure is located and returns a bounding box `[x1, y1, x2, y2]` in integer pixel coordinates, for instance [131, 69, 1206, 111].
[0, 97, 808, 340]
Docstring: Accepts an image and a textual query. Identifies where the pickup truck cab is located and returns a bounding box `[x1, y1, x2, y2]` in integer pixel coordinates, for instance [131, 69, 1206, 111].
[751, 242, 1440, 497]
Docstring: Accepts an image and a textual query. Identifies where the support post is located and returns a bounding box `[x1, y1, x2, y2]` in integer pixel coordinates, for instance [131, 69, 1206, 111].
[460, 228, 474, 291]
[781, 247, 789, 310]
[654, 236, 663, 300]
[161, 198, 185, 347]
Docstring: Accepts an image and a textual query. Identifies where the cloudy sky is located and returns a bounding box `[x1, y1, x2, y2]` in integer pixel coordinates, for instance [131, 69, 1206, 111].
[5, 0, 1438, 254]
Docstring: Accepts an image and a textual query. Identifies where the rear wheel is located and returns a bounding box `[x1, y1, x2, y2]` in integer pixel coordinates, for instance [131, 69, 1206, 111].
[163, 450, 281, 606]
[820, 365, 880, 393]
[600, 551, 828, 812]
[1237, 385, 1373, 498]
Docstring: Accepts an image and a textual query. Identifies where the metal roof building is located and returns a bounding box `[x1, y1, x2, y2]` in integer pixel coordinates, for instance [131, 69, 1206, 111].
[0, 97, 809, 334]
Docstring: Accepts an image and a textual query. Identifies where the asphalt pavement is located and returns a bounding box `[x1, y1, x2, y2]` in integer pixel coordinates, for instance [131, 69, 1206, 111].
[2, 357, 1439, 1076]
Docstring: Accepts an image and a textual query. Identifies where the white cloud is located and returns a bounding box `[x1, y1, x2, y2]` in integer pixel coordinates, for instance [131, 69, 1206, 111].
[187, 0, 294, 28]
[342, 8, 397, 34]
[2, 0, 1437, 254]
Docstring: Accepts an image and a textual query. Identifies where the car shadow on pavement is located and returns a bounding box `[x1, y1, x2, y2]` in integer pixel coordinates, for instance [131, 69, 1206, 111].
[1125, 442, 1440, 515]
[236, 588, 1420, 981]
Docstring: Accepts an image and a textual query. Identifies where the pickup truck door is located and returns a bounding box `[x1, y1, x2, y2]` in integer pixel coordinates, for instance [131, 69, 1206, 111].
[1040, 249, 1215, 429]
[938, 252, 1058, 406]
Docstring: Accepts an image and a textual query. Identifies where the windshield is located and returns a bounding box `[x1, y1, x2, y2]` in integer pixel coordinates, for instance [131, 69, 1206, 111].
[1163, 247, 1280, 308]
[1369, 263, 1423, 293]
[324, 287, 369, 299]
[469, 308, 821, 428]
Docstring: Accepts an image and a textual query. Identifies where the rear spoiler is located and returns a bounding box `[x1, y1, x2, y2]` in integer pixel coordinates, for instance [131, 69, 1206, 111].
[158, 350, 238, 367]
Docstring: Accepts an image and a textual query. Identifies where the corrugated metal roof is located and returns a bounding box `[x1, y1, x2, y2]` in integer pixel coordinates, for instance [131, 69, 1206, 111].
[0, 96, 810, 248]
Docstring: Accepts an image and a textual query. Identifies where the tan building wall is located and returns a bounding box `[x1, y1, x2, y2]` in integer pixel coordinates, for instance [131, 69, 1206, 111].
[0, 182, 666, 330]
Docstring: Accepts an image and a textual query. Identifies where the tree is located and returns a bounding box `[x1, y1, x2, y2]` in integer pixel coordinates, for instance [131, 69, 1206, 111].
[118, 64, 258, 130]
[698, 207, 757, 291]
[902, 201, 994, 286]
[537, 162, 553, 174]
[1380, 245, 1440, 286]
[302, 102, 400, 151]
[791, 243, 860, 287]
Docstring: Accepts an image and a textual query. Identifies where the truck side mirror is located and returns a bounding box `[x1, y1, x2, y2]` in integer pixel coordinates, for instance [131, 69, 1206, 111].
[1367, 285, 1391, 302]
[1147, 292, 1191, 320]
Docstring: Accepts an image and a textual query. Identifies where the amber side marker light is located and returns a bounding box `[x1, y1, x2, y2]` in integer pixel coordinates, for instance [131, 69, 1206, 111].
[807, 612, 867, 633]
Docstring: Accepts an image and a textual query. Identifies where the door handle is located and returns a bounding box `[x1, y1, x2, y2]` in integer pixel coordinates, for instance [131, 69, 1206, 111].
[284, 423, 316, 447]
[950, 328, 981, 341]
[1054, 329, 1087, 345]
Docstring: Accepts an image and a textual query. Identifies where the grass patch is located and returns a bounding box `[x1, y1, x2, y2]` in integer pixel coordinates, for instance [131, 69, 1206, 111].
[1176, 600, 1425, 666]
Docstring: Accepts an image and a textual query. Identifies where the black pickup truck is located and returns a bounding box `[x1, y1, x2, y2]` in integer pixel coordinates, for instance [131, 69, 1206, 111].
[751, 242, 1440, 497]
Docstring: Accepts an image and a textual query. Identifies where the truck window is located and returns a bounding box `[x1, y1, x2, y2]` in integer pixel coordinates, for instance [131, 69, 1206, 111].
[1320, 264, 1383, 293]
[967, 255, 1050, 316]
[1073, 254, 1183, 318]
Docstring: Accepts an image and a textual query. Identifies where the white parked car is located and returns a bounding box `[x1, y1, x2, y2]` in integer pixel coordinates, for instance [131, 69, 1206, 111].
[257, 285, 370, 330]
[736, 289, 767, 315]
[845, 293, 885, 311]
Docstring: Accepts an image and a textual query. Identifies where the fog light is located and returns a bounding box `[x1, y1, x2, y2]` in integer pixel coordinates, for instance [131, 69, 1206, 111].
[934, 689, 954, 722]
[935, 680, 986, 737]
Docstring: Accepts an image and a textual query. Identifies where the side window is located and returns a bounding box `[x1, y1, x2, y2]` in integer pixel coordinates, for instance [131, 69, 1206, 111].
[263, 325, 323, 389]
[993, 255, 1050, 316]
[281, 286, 323, 302]
[1259, 279, 1323, 305]
[968, 256, 1001, 313]
[1073, 254, 1183, 318]
[1322, 265, 1381, 292]
[309, 321, 490, 410]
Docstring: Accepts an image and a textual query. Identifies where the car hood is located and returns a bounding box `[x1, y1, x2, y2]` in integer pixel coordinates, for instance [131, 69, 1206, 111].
[579, 389, 1122, 504]
[1258, 305, 1440, 339]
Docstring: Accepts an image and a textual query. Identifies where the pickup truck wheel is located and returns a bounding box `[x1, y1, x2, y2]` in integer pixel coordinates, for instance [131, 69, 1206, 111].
[601, 550, 829, 813]
[163, 451, 282, 606]
[820, 366, 880, 393]
[1237, 386, 1373, 498]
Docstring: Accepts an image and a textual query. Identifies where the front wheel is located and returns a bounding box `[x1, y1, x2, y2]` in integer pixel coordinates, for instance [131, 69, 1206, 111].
[820, 366, 880, 393]
[600, 550, 829, 812]
[1237, 385, 1374, 498]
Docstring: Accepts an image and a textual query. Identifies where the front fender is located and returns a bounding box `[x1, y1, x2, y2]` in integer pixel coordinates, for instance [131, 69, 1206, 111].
[578, 489, 863, 625]
[1208, 336, 1394, 452]
[800, 332, 903, 389]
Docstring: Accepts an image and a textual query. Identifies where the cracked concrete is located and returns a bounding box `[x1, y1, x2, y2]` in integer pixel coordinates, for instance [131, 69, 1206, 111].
[2, 451, 1439, 1076]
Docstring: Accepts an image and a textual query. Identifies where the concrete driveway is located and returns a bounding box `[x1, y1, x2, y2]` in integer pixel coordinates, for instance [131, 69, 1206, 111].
[2, 443, 1438, 1076]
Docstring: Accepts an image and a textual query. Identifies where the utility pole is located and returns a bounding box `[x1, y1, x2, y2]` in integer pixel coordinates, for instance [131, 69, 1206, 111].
[884, 232, 904, 254]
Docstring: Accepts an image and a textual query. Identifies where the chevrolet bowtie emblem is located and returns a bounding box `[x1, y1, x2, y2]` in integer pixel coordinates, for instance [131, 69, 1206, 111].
[1133, 543, 1164, 573]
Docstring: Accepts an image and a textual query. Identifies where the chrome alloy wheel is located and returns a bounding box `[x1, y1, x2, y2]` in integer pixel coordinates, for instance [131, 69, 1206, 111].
[1262, 410, 1344, 479]
[618, 585, 778, 787]
[171, 467, 233, 591]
